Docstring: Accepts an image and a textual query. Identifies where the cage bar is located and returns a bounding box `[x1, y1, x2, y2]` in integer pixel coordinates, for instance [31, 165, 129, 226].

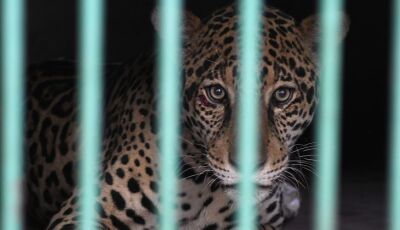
[77, 0, 105, 229]
[389, 0, 400, 229]
[1, 0, 25, 229]
[157, 0, 183, 229]
[237, 0, 262, 229]
[314, 0, 344, 230]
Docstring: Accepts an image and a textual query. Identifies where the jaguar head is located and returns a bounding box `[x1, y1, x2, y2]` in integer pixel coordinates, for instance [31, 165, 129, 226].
[153, 4, 349, 199]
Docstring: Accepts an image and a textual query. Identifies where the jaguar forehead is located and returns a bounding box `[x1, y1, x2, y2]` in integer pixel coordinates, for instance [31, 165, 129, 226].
[184, 8, 316, 91]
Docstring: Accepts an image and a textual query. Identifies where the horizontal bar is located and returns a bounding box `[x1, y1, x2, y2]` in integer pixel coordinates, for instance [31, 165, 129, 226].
[237, 0, 262, 229]
[389, 0, 400, 229]
[78, 0, 105, 229]
[1, 0, 25, 229]
[314, 0, 344, 230]
[157, 0, 183, 229]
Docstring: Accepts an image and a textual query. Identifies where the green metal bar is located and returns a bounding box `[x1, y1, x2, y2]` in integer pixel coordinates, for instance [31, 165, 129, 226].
[157, 0, 182, 229]
[389, 0, 400, 229]
[237, 0, 262, 229]
[314, 0, 344, 230]
[1, 0, 25, 229]
[78, 0, 105, 229]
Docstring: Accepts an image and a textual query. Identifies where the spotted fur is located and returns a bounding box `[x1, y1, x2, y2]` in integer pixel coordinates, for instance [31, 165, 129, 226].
[25, 4, 348, 230]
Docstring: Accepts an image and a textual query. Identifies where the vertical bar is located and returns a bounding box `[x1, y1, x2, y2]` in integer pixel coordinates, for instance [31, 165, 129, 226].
[389, 0, 400, 229]
[314, 0, 344, 230]
[1, 0, 25, 229]
[237, 0, 262, 229]
[157, 0, 182, 229]
[78, 0, 105, 229]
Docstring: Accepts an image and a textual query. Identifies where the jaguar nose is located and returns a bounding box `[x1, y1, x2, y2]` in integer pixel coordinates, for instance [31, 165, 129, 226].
[257, 157, 267, 170]
[258, 151, 267, 169]
[228, 153, 238, 168]
[228, 152, 267, 170]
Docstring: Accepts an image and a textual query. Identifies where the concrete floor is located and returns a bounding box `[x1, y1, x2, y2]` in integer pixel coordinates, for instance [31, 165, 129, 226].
[285, 173, 386, 230]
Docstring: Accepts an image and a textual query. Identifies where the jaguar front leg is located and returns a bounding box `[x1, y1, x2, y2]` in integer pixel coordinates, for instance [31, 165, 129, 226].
[260, 224, 278, 230]
[257, 182, 300, 229]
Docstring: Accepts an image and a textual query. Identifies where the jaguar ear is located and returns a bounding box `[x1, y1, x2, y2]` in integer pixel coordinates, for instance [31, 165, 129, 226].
[300, 13, 350, 52]
[151, 8, 203, 44]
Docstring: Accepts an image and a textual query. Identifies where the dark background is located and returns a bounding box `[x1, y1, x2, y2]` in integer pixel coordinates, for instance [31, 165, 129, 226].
[27, 0, 390, 229]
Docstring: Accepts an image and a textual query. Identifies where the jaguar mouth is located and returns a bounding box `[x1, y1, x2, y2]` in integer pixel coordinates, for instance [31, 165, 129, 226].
[220, 182, 277, 203]
[208, 164, 281, 189]
[220, 183, 274, 190]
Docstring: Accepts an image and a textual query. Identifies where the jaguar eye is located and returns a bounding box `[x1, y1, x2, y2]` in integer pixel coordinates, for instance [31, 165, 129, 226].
[206, 85, 227, 103]
[273, 87, 293, 104]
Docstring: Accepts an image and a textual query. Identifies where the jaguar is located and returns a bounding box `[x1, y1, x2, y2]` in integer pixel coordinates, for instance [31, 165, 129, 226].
[25, 3, 349, 229]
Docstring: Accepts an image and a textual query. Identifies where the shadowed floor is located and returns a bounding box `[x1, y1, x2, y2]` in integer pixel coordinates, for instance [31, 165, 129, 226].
[285, 172, 386, 230]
